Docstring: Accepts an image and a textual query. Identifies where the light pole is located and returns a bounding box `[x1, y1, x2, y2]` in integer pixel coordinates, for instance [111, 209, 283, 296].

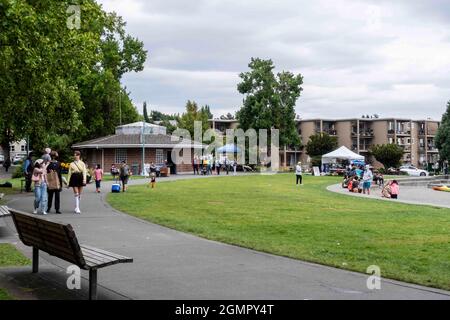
[141, 121, 146, 176]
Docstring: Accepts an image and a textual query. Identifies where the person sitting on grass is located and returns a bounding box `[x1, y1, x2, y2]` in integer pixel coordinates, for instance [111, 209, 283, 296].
[381, 181, 392, 198]
[351, 176, 362, 193]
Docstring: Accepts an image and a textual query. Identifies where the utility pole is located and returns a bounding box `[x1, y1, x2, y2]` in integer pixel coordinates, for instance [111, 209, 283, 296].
[141, 121, 146, 176]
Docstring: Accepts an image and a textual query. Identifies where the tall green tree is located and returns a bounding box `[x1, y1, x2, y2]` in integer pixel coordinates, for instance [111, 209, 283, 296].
[306, 133, 338, 157]
[236, 58, 303, 148]
[143, 101, 150, 123]
[177, 101, 210, 139]
[370, 144, 404, 169]
[0, 0, 146, 156]
[436, 101, 450, 161]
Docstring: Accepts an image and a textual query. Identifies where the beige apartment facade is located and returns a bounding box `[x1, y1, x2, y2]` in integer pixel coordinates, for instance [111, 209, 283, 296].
[208, 117, 441, 169]
[297, 118, 441, 168]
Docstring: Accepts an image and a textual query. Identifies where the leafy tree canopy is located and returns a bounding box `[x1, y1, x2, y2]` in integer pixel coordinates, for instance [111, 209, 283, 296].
[436, 101, 450, 161]
[305, 133, 338, 157]
[236, 58, 303, 148]
[370, 144, 404, 169]
[0, 0, 146, 157]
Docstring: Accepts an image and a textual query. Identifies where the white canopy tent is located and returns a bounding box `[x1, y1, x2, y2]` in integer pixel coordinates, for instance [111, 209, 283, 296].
[321, 146, 365, 164]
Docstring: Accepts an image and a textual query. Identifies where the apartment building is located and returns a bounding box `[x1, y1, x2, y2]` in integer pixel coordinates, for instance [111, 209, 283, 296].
[208, 117, 441, 169]
[297, 118, 441, 168]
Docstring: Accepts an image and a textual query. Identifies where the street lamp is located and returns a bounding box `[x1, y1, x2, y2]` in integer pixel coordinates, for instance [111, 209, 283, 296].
[141, 121, 147, 176]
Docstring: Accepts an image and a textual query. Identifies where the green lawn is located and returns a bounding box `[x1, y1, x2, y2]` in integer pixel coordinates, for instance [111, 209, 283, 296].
[0, 243, 30, 267]
[0, 244, 31, 300]
[0, 288, 13, 300]
[108, 174, 450, 291]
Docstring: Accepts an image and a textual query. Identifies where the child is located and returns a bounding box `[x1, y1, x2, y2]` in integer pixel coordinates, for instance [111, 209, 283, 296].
[94, 164, 103, 193]
[390, 180, 399, 199]
[149, 172, 156, 189]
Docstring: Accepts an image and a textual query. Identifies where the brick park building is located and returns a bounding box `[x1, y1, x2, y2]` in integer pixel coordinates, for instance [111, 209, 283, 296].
[73, 122, 202, 175]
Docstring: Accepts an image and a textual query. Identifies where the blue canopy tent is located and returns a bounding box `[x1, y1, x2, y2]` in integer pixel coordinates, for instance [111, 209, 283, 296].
[217, 144, 241, 153]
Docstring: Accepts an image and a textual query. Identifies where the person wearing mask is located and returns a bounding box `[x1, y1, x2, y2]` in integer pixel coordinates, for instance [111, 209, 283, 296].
[67, 151, 87, 214]
[362, 165, 373, 195]
[47, 151, 62, 214]
[295, 162, 303, 185]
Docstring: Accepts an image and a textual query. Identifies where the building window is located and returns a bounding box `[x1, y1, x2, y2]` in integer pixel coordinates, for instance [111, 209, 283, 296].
[21, 145, 26, 152]
[10, 146, 15, 152]
[156, 149, 164, 164]
[115, 149, 127, 164]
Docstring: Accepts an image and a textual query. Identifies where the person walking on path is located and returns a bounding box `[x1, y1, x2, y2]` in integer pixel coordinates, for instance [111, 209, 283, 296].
[67, 150, 87, 214]
[193, 156, 199, 175]
[3, 157, 11, 173]
[23, 153, 34, 192]
[94, 164, 104, 193]
[47, 151, 62, 214]
[32, 159, 49, 215]
[215, 158, 221, 175]
[295, 162, 303, 185]
[362, 165, 373, 195]
[149, 172, 156, 189]
[119, 160, 131, 192]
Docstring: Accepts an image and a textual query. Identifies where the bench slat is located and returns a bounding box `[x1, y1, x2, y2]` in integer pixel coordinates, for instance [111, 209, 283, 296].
[81, 245, 133, 269]
[80, 244, 132, 261]
[0, 206, 10, 217]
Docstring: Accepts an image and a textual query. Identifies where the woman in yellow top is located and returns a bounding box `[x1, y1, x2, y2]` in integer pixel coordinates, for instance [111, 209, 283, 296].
[67, 150, 87, 214]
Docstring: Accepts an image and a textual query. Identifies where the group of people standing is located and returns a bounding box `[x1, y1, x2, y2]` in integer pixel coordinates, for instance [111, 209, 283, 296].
[192, 155, 237, 176]
[26, 149, 93, 215]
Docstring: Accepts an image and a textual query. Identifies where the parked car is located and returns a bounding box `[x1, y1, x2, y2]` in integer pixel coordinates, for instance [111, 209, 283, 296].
[399, 165, 429, 177]
[12, 154, 25, 165]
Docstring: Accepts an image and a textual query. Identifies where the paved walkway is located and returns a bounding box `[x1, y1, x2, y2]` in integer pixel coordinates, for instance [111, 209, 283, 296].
[1, 174, 450, 300]
[328, 183, 450, 209]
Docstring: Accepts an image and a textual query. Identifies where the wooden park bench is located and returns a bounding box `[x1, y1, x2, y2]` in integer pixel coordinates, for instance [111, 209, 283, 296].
[10, 209, 133, 300]
[0, 205, 11, 218]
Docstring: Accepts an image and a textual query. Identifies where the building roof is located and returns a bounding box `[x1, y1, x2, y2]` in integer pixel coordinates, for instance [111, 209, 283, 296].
[297, 117, 440, 123]
[73, 134, 203, 149]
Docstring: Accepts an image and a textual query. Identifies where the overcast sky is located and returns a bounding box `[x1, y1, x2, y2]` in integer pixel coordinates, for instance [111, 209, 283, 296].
[98, 0, 450, 120]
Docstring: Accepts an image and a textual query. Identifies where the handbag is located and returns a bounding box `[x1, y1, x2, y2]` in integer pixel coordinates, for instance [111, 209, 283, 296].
[31, 173, 40, 183]
[47, 170, 61, 190]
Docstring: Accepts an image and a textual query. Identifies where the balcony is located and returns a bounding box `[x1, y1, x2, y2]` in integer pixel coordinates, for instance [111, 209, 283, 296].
[396, 131, 411, 136]
[323, 129, 337, 136]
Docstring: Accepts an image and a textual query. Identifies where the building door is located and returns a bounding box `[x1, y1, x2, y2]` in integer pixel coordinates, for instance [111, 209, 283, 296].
[167, 150, 176, 174]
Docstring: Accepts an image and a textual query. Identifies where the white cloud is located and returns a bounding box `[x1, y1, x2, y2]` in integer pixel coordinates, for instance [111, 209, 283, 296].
[99, 0, 450, 120]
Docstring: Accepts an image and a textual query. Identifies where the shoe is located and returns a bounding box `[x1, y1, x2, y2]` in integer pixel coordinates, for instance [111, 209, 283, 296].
[74, 208, 81, 214]
[42, 211, 48, 215]
[56, 211, 62, 214]
[33, 209, 37, 214]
